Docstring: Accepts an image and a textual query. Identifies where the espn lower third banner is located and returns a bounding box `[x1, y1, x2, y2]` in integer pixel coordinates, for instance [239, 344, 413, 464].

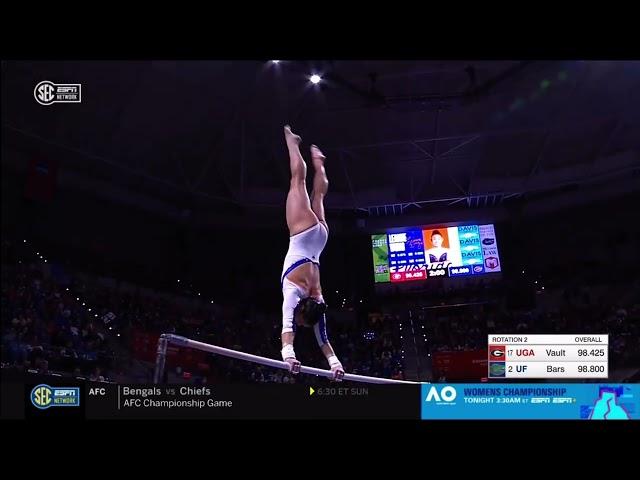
[3, 369, 638, 420]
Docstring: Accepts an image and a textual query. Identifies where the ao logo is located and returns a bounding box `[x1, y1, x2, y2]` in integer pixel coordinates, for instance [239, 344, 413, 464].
[425, 385, 457, 402]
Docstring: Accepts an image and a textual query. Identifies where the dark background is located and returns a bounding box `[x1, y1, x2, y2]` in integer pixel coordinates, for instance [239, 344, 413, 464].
[2, 60, 639, 391]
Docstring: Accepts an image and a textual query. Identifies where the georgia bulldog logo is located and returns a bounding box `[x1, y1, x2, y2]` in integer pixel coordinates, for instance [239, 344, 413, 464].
[490, 345, 505, 359]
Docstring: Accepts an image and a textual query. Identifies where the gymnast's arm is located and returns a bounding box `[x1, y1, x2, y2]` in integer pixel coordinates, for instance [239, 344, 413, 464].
[281, 285, 301, 373]
[320, 342, 341, 366]
[314, 317, 345, 381]
[281, 331, 301, 373]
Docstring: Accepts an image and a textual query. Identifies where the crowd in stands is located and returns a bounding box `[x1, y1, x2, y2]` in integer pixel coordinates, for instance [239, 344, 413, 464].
[1, 238, 405, 385]
[3, 233, 639, 385]
[1, 259, 114, 381]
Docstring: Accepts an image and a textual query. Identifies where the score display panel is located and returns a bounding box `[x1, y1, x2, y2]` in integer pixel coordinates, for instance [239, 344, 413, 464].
[371, 224, 502, 283]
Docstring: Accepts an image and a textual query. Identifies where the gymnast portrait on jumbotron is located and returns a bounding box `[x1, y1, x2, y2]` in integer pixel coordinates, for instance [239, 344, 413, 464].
[425, 229, 451, 264]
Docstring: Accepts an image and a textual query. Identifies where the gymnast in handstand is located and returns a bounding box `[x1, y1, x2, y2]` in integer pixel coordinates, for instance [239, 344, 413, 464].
[279, 125, 344, 381]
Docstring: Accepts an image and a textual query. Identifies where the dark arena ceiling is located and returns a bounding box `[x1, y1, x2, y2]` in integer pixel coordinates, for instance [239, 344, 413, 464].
[2, 60, 639, 225]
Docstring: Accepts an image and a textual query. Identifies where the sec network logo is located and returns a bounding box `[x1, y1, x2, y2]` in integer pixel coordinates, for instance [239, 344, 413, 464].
[34, 80, 82, 106]
[30, 384, 80, 410]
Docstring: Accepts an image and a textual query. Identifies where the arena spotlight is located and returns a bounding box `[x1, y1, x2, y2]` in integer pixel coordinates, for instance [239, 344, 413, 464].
[310, 74, 321, 84]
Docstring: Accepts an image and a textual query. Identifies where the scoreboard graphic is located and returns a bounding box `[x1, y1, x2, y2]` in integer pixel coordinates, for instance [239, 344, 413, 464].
[371, 224, 501, 283]
[487, 335, 609, 379]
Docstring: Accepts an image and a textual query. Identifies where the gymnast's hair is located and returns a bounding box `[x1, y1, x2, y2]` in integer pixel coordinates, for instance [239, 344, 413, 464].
[294, 297, 327, 326]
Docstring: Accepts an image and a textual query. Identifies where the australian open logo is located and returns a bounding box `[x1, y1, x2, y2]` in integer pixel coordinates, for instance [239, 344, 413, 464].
[34, 81, 81, 105]
[425, 385, 458, 405]
[30, 384, 80, 410]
